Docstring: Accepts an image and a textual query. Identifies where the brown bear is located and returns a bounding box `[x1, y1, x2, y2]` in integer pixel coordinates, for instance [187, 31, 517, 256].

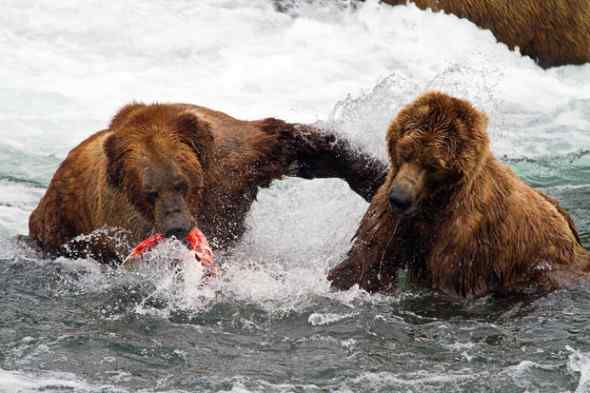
[28, 103, 386, 263]
[328, 91, 590, 297]
[379, 0, 590, 68]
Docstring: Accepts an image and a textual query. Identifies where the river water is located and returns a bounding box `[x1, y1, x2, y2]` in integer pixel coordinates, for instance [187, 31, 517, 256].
[1, 1, 590, 392]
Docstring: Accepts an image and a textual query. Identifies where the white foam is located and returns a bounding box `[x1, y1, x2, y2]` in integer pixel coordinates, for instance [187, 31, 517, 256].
[2, 0, 587, 143]
[0, 368, 126, 393]
[340, 338, 357, 352]
[443, 341, 476, 351]
[339, 370, 479, 391]
[308, 311, 357, 326]
[567, 346, 590, 393]
[0, 180, 45, 237]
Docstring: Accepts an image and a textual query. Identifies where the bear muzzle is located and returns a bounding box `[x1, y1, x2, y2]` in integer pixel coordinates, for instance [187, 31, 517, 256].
[154, 193, 196, 242]
[389, 163, 426, 216]
[389, 185, 414, 214]
[160, 210, 195, 243]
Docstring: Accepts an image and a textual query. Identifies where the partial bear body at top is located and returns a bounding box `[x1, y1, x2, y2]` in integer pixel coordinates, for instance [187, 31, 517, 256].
[28, 103, 386, 263]
[278, 0, 590, 68]
[379, 0, 590, 68]
[329, 91, 590, 298]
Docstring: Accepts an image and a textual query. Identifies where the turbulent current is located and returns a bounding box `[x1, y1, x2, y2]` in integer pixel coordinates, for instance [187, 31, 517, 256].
[1, 0, 590, 392]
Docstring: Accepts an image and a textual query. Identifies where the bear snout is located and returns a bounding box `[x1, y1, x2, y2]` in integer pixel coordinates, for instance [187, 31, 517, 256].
[389, 184, 414, 214]
[161, 212, 194, 241]
[154, 194, 196, 241]
[388, 163, 425, 215]
[160, 209, 195, 239]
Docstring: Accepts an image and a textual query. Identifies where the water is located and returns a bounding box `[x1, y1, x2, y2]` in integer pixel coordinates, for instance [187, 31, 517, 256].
[1, 0, 590, 391]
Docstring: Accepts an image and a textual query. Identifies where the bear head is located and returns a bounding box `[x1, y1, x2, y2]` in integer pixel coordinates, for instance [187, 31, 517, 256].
[385, 91, 490, 217]
[104, 104, 213, 240]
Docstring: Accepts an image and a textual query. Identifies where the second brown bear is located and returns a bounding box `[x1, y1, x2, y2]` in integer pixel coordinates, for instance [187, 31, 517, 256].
[329, 91, 590, 297]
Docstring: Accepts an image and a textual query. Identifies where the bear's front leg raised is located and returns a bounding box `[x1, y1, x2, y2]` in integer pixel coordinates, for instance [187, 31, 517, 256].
[287, 124, 387, 202]
[256, 118, 386, 201]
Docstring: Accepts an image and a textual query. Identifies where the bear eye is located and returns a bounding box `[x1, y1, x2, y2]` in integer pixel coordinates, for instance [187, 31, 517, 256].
[425, 161, 441, 171]
[146, 191, 159, 202]
[174, 180, 188, 194]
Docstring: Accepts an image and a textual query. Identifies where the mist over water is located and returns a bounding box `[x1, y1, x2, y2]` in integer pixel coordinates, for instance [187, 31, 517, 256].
[1, 0, 590, 391]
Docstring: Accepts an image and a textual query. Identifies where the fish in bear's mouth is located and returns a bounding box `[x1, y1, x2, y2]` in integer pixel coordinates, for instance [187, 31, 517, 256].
[122, 227, 219, 282]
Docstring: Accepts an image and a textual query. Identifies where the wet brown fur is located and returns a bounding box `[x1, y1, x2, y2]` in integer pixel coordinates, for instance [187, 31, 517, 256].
[29, 103, 386, 262]
[381, 0, 590, 68]
[328, 91, 590, 297]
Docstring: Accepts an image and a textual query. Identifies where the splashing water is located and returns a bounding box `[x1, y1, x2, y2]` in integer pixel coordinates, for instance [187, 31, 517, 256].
[125, 239, 221, 314]
[568, 346, 590, 393]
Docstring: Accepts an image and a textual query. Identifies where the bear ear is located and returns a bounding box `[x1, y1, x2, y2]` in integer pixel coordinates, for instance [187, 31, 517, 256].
[455, 104, 490, 141]
[176, 112, 214, 167]
[453, 99, 488, 127]
[103, 133, 126, 189]
[110, 102, 146, 129]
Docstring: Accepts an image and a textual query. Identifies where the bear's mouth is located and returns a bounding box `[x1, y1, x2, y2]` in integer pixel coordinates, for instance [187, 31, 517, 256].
[392, 204, 418, 218]
[122, 227, 219, 280]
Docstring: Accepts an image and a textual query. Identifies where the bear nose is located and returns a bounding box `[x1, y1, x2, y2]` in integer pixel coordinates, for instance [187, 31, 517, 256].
[389, 186, 413, 214]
